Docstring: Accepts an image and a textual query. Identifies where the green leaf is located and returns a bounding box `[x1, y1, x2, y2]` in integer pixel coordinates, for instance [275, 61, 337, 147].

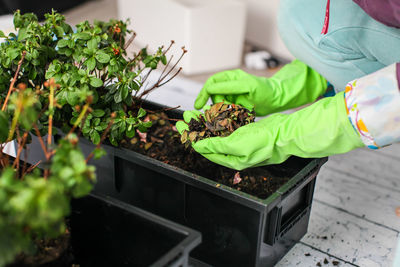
[74, 32, 91, 40]
[142, 121, 153, 128]
[17, 28, 28, 41]
[137, 108, 146, 118]
[120, 86, 129, 101]
[31, 49, 39, 59]
[0, 111, 9, 142]
[89, 77, 103, 88]
[126, 127, 135, 138]
[87, 38, 98, 50]
[57, 39, 69, 48]
[93, 147, 106, 159]
[7, 49, 19, 60]
[90, 130, 100, 144]
[92, 109, 105, 117]
[114, 90, 122, 103]
[95, 51, 110, 64]
[86, 57, 96, 71]
[55, 25, 64, 37]
[66, 91, 79, 105]
[0, 30, 5, 38]
[161, 54, 167, 65]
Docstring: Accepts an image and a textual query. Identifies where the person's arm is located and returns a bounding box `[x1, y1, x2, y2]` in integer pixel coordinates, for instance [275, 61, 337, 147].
[177, 64, 400, 170]
[344, 63, 400, 149]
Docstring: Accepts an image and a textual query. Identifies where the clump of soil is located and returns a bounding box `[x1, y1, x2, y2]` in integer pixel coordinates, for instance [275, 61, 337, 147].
[180, 102, 255, 147]
[121, 103, 295, 199]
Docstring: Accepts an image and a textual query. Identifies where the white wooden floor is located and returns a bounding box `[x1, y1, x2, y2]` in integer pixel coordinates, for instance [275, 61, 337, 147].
[276, 145, 400, 267]
[20, 1, 400, 266]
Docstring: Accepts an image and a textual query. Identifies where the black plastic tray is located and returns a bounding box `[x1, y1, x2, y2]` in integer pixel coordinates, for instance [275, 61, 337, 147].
[20, 101, 328, 266]
[70, 194, 201, 267]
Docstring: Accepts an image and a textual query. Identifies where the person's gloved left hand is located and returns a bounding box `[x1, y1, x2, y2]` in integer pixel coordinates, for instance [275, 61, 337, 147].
[194, 60, 327, 116]
[176, 91, 364, 170]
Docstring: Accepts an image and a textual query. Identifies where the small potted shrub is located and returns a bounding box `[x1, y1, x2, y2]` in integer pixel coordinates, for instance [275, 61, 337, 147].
[1, 10, 327, 266]
[0, 78, 200, 266]
[0, 77, 96, 266]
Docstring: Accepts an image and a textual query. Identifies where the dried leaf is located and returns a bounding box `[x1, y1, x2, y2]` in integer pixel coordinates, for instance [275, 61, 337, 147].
[218, 118, 228, 127]
[233, 172, 242, 185]
[130, 137, 138, 145]
[199, 131, 205, 137]
[205, 110, 212, 122]
[219, 104, 229, 112]
[144, 142, 153, 150]
[180, 131, 188, 144]
[189, 131, 198, 142]
[149, 114, 159, 121]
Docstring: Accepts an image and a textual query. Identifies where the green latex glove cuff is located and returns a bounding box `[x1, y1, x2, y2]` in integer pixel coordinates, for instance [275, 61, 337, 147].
[188, 91, 363, 170]
[195, 60, 327, 116]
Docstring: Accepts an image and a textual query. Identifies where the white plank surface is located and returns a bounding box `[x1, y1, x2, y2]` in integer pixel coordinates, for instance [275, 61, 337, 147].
[375, 143, 400, 159]
[315, 166, 400, 232]
[302, 201, 398, 267]
[327, 149, 400, 191]
[276, 243, 354, 267]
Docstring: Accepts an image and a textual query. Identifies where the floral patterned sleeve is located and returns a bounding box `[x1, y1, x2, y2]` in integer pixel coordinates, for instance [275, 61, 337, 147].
[344, 63, 400, 149]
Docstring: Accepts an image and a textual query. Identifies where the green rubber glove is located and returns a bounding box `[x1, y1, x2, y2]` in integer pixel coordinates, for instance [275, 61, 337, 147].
[177, 91, 364, 170]
[195, 60, 327, 116]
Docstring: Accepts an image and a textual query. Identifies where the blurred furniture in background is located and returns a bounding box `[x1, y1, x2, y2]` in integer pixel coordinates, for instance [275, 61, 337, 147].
[117, 0, 247, 75]
[238, 0, 294, 61]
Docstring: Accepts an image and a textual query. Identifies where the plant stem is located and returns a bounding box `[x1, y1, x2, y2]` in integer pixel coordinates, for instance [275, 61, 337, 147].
[13, 132, 28, 169]
[68, 103, 89, 136]
[85, 118, 114, 163]
[47, 79, 56, 148]
[33, 124, 48, 157]
[7, 91, 24, 142]
[25, 160, 41, 174]
[123, 32, 136, 50]
[2, 51, 26, 111]
[138, 47, 186, 99]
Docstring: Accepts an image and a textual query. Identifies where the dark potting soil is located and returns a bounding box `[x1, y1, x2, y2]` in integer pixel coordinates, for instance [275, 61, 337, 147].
[121, 111, 295, 199]
[7, 229, 78, 267]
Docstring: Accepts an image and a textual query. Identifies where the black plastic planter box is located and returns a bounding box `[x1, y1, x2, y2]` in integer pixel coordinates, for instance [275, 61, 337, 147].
[20, 101, 328, 267]
[70, 194, 201, 267]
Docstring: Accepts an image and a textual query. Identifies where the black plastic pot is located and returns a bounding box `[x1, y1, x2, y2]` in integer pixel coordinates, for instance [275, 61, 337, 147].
[70, 194, 201, 267]
[20, 101, 328, 267]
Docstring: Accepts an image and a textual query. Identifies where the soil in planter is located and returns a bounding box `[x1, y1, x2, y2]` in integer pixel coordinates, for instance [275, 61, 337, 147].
[121, 109, 295, 199]
[8, 228, 77, 267]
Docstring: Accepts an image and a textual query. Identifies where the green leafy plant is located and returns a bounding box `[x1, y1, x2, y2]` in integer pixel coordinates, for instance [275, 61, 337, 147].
[0, 77, 109, 266]
[0, 10, 185, 147]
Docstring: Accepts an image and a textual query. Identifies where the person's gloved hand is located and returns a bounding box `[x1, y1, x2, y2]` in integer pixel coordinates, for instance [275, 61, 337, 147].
[177, 91, 364, 170]
[194, 60, 328, 116]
